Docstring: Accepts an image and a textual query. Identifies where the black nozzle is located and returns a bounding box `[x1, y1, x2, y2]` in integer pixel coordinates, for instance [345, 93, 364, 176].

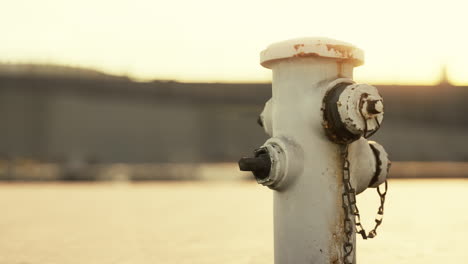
[238, 148, 271, 180]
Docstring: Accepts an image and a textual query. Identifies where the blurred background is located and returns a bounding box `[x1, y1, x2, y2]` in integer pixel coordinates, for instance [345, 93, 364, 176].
[1, 64, 467, 181]
[1, 0, 467, 263]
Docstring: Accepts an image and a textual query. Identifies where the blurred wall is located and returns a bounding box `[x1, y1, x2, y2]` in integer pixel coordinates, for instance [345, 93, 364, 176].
[0, 65, 467, 163]
[374, 84, 468, 161]
[0, 71, 269, 163]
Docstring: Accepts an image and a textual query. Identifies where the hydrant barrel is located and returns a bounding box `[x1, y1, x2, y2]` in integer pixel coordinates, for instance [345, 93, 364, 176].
[260, 38, 365, 264]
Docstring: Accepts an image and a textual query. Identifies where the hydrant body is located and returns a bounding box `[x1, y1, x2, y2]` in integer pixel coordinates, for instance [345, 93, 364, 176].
[239, 38, 389, 264]
[265, 39, 360, 263]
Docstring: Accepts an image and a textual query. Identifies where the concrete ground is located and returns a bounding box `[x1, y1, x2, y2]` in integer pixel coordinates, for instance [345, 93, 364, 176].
[0, 179, 467, 264]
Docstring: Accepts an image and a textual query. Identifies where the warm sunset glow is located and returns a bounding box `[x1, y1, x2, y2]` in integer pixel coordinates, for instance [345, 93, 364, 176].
[1, 0, 467, 84]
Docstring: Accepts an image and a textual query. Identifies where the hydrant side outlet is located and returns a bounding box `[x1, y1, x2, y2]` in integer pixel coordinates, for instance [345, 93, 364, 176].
[347, 138, 388, 194]
[258, 137, 304, 190]
[323, 82, 384, 143]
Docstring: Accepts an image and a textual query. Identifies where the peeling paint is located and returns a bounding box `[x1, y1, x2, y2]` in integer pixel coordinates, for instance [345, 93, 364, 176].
[326, 44, 355, 59]
[260, 37, 364, 68]
[293, 44, 305, 51]
[294, 52, 320, 58]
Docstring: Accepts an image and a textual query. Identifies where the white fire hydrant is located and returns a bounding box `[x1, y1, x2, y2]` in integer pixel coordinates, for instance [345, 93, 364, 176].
[239, 38, 390, 264]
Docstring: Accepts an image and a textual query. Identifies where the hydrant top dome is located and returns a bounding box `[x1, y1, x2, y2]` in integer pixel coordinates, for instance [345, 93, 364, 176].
[260, 37, 364, 69]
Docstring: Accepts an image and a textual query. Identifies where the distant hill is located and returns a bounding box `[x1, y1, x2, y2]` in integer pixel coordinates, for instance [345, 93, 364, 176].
[0, 63, 130, 81]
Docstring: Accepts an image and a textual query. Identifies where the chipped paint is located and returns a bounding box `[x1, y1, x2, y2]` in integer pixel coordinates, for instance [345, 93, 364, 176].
[326, 44, 355, 59]
[293, 44, 304, 51]
[260, 38, 364, 68]
[293, 52, 320, 58]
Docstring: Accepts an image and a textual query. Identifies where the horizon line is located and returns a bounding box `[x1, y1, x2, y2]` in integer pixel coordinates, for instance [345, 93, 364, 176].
[0, 61, 464, 87]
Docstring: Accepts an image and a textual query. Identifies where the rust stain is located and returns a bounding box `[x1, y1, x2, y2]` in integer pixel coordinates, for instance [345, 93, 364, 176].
[329, 217, 344, 262]
[326, 44, 355, 59]
[327, 160, 346, 264]
[293, 44, 304, 51]
[323, 120, 330, 129]
[294, 52, 319, 58]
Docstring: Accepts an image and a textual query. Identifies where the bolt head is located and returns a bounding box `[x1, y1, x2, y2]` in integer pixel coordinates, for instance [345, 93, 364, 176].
[367, 100, 384, 114]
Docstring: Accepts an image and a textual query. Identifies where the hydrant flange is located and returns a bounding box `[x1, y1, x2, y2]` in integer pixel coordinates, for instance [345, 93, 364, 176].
[238, 137, 303, 190]
[256, 137, 303, 190]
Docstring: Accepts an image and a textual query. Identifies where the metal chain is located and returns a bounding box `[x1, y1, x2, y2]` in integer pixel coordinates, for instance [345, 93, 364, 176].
[341, 145, 388, 263]
[341, 99, 388, 263]
[341, 144, 355, 264]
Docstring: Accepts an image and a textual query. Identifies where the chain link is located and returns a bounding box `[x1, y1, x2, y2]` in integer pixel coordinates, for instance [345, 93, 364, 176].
[341, 97, 388, 263]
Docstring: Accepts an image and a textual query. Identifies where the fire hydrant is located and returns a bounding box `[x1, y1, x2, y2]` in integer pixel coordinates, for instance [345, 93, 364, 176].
[239, 38, 390, 264]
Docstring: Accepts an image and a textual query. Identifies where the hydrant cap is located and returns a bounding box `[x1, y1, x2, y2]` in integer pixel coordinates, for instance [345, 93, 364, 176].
[260, 37, 364, 69]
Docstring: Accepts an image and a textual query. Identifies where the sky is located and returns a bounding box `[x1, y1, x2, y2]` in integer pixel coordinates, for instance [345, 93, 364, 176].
[1, 0, 468, 84]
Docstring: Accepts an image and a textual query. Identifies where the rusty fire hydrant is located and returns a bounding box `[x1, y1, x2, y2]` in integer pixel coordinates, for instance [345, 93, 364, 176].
[239, 37, 390, 264]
